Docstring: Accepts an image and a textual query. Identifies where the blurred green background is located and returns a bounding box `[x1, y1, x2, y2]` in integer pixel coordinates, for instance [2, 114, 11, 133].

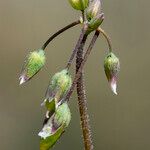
[0, 0, 150, 150]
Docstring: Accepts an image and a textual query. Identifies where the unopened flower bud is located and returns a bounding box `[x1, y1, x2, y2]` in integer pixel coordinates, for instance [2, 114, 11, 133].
[88, 13, 104, 32]
[19, 49, 46, 85]
[39, 102, 71, 150]
[42, 69, 72, 110]
[68, 0, 89, 11]
[86, 0, 102, 21]
[104, 52, 120, 95]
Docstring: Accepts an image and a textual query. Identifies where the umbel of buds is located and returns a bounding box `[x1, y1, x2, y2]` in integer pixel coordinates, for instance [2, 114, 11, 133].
[19, 49, 46, 84]
[42, 69, 72, 111]
[104, 52, 120, 95]
[68, 0, 89, 11]
[39, 102, 71, 150]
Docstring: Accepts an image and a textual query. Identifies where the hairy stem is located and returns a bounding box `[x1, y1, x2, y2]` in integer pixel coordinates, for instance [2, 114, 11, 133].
[66, 30, 100, 102]
[41, 20, 80, 50]
[66, 24, 88, 69]
[76, 36, 93, 150]
[65, 30, 100, 150]
[75, 27, 95, 149]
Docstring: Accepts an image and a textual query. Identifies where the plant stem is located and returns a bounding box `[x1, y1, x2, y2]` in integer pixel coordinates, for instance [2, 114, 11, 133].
[66, 30, 100, 102]
[82, 10, 85, 22]
[65, 30, 100, 150]
[41, 20, 80, 50]
[76, 37, 93, 150]
[66, 24, 88, 69]
[76, 27, 94, 149]
[97, 27, 112, 52]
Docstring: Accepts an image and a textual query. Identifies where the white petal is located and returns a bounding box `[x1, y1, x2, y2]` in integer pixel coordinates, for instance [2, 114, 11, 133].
[38, 119, 52, 139]
[110, 81, 117, 95]
[38, 127, 51, 139]
[109, 77, 118, 95]
[19, 76, 25, 85]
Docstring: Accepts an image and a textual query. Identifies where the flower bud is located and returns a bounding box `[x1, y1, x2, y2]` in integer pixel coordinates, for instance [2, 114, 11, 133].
[39, 102, 71, 150]
[104, 52, 120, 95]
[42, 69, 72, 110]
[86, 0, 101, 21]
[19, 49, 46, 85]
[88, 13, 104, 32]
[68, 0, 89, 11]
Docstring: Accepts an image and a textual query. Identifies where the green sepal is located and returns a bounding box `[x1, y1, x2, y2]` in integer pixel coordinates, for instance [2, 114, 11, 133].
[26, 49, 45, 77]
[20, 49, 46, 84]
[42, 69, 72, 109]
[104, 52, 120, 95]
[54, 102, 71, 128]
[45, 98, 56, 112]
[52, 69, 72, 98]
[87, 13, 104, 33]
[104, 52, 120, 80]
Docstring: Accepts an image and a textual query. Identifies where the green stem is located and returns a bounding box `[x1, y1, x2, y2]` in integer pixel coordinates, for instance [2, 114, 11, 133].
[41, 20, 80, 50]
[82, 10, 85, 22]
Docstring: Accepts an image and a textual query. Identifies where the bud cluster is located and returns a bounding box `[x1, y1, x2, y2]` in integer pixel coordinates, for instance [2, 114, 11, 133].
[68, 0, 104, 32]
[39, 69, 72, 150]
[19, 1, 121, 149]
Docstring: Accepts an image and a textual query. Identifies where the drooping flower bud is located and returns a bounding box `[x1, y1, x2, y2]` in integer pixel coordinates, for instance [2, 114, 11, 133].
[19, 49, 46, 85]
[39, 102, 71, 150]
[68, 0, 89, 11]
[86, 0, 102, 21]
[42, 69, 72, 111]
[104, 52, 120, 95]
